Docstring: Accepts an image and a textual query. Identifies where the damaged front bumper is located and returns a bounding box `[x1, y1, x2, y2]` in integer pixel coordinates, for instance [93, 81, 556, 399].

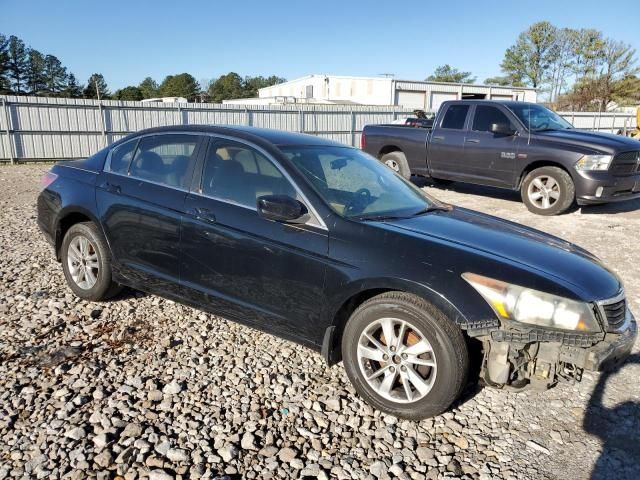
[473, 308, 637, 390]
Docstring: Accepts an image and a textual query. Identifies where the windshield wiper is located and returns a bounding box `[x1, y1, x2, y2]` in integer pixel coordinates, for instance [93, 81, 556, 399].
[356, 205, 451, 222]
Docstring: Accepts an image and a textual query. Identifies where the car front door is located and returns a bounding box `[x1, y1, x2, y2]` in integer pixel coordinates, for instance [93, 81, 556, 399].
[428, 104, 471, 180]
[96, 133, 203, 289]
[462, 104, 521, 187]
[179, 137, 329, 344]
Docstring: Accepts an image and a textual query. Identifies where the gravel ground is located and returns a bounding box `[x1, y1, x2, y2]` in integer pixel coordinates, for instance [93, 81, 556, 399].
[0, 164, 638, 480]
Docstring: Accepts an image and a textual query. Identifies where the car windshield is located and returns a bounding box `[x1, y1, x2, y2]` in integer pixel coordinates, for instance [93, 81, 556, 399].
[509, 104, 573, 132]
[280, 145, 438, 220]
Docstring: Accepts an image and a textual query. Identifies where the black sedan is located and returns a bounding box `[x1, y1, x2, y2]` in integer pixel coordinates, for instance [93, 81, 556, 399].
[37, 125, 637, 419]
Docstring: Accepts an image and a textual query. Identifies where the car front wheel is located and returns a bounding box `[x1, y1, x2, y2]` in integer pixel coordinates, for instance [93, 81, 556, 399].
[61, 222, 122, 301]
[342, 292, 469, 420]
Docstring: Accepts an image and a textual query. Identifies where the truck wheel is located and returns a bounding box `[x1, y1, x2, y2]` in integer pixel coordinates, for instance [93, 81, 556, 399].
[521, 167, 575, 215]
[61, 222, 122, 301]
[341, 292, 469, 420]
[381, 152, 411, 180]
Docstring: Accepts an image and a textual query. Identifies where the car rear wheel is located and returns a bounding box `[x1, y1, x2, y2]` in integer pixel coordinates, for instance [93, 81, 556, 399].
[521, 166, 575, 215]
[380, 151, 411, 180]
[61, 222, 122, 301]
[341, 292, 469, 420]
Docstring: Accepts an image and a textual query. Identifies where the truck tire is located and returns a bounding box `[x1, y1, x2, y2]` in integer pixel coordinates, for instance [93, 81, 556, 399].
[341, 291, 469, 420]
[521, 167, 575, 215]
[380, 152, 411, 180]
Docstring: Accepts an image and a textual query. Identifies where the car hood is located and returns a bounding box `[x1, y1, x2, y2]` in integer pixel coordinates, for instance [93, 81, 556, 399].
[383, 207, 621, 300]
[535, 129, 640, 154]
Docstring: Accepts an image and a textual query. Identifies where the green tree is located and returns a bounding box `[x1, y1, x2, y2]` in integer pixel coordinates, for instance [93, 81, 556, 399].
[427, 65, 476, 83]
[500, 21, 558, 88]
[0, 34, 11, 93]
[7, 35, 29, 94]
[243, 75, 286, 96]
[597, 39, 638, 110]
[138, 76, 159, 99]
[484, 75, 525, 86]
[26, 48, 46, 95]
[62, 73, 83, 98]
[84, 73, 110, 99]
[158, 73, 199, 100]
[43, 54, 68, 95]
[571, 28, 606, 80]
[208, 72, 245, 102]
[611, 74, 640, 106]
[113, 85, 144, 101]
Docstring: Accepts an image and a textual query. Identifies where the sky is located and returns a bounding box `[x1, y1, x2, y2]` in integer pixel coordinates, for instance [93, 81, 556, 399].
[1, 0, 638, 91]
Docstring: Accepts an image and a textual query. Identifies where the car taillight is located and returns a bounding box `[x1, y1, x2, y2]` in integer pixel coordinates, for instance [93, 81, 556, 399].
[40, 172, 58, 190]
[360, 132, 366, 150]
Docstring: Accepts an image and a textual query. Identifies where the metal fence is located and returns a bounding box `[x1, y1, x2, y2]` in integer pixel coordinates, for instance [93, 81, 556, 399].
[0, 95, 637, 163]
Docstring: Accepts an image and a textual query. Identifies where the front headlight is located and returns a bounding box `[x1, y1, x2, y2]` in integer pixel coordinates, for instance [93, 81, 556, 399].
[575, 154, 613, 171]
[462, 273, 601, 332]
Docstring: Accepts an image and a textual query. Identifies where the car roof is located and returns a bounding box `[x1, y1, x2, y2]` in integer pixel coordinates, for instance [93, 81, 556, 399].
[131, 124, 347, 148]
[445, 100, 538, 108]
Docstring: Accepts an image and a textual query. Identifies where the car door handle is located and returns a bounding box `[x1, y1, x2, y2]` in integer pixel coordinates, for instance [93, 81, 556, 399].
[105, 182, 121, 194]
[432, 135, 445, 142]
[189, 207, 216, 224]
[465, 139, 480, 144]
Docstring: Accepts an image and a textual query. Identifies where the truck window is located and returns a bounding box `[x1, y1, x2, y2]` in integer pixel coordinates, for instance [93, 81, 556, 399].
[472, 106, 514, 132]
[440, 105, 469, 130]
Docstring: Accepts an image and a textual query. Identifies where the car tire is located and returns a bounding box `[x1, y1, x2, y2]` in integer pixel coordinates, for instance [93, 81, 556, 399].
[341, 291, 469, 420]
[60, 222, 122, 301]
[380, 151, 411, 180]
[521, 166, 575, 215]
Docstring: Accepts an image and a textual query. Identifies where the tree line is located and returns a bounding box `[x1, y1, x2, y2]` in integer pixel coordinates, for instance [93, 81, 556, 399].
[426, 22, 640, 111]
[0, 33, 285, 102]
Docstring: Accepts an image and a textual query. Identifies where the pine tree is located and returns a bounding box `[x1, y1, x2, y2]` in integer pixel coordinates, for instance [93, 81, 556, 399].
[7, 35, 28, 94]
[63, 73, 83, 98]
[138, 77, 159, 99]
[84, 73, 110, 99]
[43, 54, 68, 95]
[26, 49, 46, 95]
[0, 34, 10, 93]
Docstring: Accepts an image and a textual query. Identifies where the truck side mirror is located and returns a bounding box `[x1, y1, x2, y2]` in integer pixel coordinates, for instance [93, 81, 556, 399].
[490, 123, 516, 136]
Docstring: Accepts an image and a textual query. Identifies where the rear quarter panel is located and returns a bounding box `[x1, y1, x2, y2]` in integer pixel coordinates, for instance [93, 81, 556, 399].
[363, 125, 430, 174]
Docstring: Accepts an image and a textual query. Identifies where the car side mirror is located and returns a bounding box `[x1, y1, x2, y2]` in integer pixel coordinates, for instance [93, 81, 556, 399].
[490, 123, 516, 136]
[257, 195, 308, 223]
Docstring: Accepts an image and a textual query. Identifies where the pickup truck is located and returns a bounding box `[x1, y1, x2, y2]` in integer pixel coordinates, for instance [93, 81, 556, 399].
[362, 100, 640, 215]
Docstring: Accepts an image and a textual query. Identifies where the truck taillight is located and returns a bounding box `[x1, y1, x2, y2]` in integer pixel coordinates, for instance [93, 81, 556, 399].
[40, 172, 58, 190]
[360, 132, 366, 150]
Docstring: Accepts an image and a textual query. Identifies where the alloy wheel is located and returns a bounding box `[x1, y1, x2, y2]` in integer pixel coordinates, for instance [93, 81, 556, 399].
[357, 317, 437, 403]
[527, 175, 560, 209]
[67, 235, 99, 290]
[384, 159, 400, 172]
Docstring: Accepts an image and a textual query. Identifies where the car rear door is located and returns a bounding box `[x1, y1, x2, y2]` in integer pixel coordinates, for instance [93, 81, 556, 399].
[96, 133, 204, 289]
[462, 104, 521, 187]
[427, 104, 471, 180]
[179, 136, 329, 344]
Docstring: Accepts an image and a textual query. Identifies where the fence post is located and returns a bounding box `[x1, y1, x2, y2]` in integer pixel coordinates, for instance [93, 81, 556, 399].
[97, 100, 107, 147]
[1, 98, 15, 164]
[298, 109, 304, 133]
[350, 111, 355, 147]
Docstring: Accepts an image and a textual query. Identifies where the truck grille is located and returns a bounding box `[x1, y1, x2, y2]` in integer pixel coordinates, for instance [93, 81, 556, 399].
[610, 151, 640, 175]
[601, 298, 627, 330]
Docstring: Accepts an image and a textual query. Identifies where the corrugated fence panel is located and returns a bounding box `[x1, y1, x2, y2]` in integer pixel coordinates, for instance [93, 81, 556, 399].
[1, 95, 637, 162]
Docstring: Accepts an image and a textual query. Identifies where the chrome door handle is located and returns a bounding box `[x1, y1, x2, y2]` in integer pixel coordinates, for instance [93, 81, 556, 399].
[432, 135, 445, 141]
[189, 207, 216, 224]
[465, 139, 480, 144]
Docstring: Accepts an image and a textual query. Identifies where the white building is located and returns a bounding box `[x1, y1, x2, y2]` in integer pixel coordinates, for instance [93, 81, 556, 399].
[224, 74, 537, 110]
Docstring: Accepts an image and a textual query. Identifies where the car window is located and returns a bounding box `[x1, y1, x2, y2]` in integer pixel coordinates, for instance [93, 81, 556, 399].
[109, 139, 137, 174]
[472, 106, 514, 132]
[128, 134, 199, 188]
[282, 146, 434, 219]
[201, 140, 297, 209]
[440, 105, 469, 130]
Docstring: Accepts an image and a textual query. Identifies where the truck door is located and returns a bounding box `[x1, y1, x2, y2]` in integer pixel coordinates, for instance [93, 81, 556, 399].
[462, 105, 520, 187]
[428, 104, 470, 180]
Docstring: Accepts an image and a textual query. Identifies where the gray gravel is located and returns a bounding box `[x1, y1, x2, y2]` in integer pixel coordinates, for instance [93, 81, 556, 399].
[1, 165, 638, 480]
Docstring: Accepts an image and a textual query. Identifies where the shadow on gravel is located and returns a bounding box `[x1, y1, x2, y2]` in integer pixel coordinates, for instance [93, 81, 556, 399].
[585, 353, 640, 480]
[579, 198, 640, 215]
[411, 177, 523, 203]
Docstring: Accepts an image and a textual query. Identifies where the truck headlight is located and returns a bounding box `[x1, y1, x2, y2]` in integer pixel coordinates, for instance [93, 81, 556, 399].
[462, 273, 601, 332]
[575, 154, 613, 171]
